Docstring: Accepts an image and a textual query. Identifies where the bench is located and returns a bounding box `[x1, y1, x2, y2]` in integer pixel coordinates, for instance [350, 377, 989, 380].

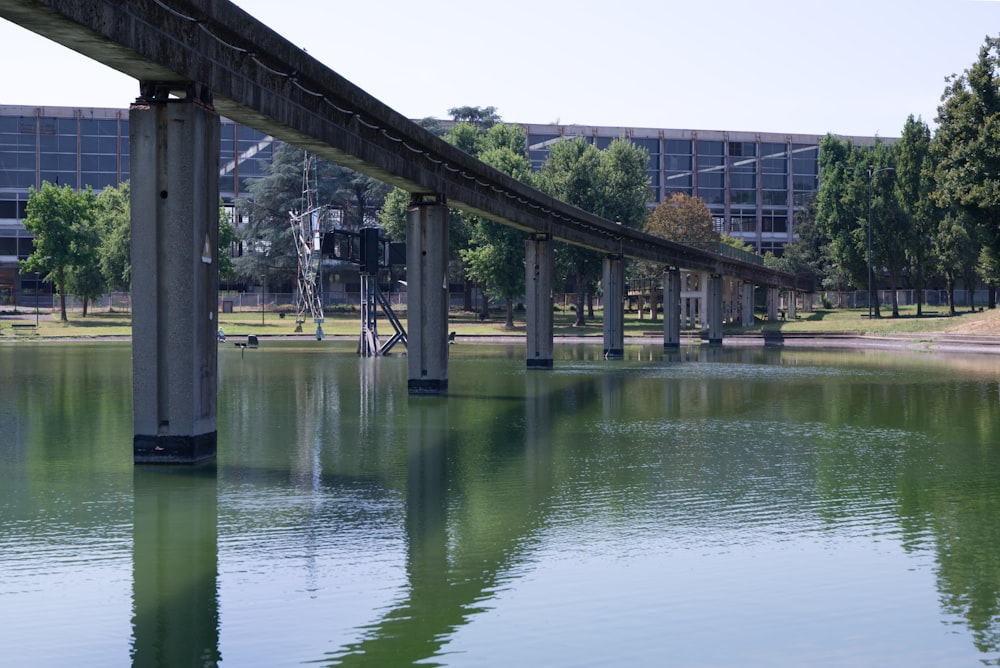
[11, 323, 36, 333]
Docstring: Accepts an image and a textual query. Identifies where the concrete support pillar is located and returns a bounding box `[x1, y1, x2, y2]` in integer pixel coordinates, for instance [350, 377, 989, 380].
[787, 291, 797, 319]
[767, 287, 780, 322]
[707, 274, 723, 345]
[663, 268, 681, 349]
[406, 194, 449, 394]
[742, 282, 755, 327]
[130, 90, 220, 464]
[525, 234, 554, 369]
[602, 254, 625, 359]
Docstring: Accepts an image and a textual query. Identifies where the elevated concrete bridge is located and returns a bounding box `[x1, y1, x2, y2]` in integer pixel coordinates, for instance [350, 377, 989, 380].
[0, 0, 811, 462]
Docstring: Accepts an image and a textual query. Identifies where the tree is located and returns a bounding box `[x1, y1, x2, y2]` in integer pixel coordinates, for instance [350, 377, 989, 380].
[895, 116, 939, 315]
[447, 105, 501, 130]
[644, 192, 717, 244]
[536, 137, 604, 326]
[95, 181, 131, 292]
[235, 143, 388, 291]
[536, 136, 650, 326]
[20, 181, 98, 321]
[934, 35, 1000, 308]
[459, 123, 534, 327]
[937, 209, 979, 315]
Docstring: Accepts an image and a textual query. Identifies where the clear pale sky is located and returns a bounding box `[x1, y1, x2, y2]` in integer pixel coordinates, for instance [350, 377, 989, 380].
[1, 0, 997, 138]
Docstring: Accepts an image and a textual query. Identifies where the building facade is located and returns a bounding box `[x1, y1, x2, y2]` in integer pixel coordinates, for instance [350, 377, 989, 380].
[521, 124, 878, 256]
[0, 105, 274, 302]
[0, 105, 881, 303]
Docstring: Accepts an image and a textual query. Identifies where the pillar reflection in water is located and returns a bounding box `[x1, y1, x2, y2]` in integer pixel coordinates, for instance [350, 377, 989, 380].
[132, 466, 219, 668]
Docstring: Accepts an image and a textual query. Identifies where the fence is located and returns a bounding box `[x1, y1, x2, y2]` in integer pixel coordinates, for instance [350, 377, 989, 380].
[822, 289, 996, 309]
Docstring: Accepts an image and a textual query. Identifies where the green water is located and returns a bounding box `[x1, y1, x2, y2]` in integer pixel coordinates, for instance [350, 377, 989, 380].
[3, 340, 1000, 667]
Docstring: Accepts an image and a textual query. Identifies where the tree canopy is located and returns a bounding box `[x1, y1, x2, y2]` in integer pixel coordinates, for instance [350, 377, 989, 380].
[20, 181, 98, 321]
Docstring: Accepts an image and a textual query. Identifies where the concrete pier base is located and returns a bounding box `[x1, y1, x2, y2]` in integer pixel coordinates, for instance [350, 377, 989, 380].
[663, 268, 681, 349]
[526, 234, 554, 369]
[130, 88, 220, 464]
[707, 274, 723, 345]
[602, 255, 624, 359]
[406, 194, 449, 394]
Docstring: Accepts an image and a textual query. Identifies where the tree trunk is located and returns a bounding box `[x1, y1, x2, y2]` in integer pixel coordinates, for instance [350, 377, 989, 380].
[505, 297, 514, 329]
[947, 278, 956, 316]
[889, 272, 899, 318]
[574, 272, 586, 326]
[57, 269, 67, 322]
[649, 289, 659, 323]
[83, 296, 89, 318]
[967, 276, 977, 312]
[463, 279, 473, 311]
[587, 292, 594, 319]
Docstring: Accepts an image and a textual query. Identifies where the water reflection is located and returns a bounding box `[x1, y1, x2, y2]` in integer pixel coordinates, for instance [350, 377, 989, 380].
[132, 466, 219, 667]
[3, 342, 1000, 665]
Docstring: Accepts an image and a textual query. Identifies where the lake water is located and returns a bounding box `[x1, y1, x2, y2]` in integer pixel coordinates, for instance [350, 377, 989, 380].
[3, 339, 1000, 667]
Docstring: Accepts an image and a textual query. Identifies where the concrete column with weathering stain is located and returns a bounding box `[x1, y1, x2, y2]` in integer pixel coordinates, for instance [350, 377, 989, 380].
[406, 194, 450, 394]
[663, 268, 681, 349]
[603, 254, 625, 359]
[130, 88, 220, 464]
[525, 233, 554, 369]
[707, 274, 723, 345]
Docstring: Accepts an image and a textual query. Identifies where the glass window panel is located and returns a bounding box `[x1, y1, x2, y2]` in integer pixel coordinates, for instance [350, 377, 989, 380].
[219, 175, 235, 195]
[665, 186, 693, 197]
[698, 140, 724, 156]
[698, 187, 724, 204]
[17, 171, 36, 188]
[793, 157, 817, 175]
[698, 155, 725, 169]
[665, 155, 692, 171]
[57, 118, 77, 134]
[730, 173, 755, 189]
[633, 138, 659, 154]
[793, 175, 818, 191]
[18, 152, 35, 170]
[79, 119, 101, 135]
[81, 136, 100, 153]
[99, 154, 119, 172]
[762, 190, 787, 205]
[81, 155, 100, 172]
[58, 154, 77, 171]
[761, 143, 785, 157]
[39, 135, 57, 152]
[58, 135, 78, 153]
[98, 120, 119, 137]
[730, 190, 756, 205]
[763, 174, 787, 190]
[664, 139, 691, 155]
[665, 173, 692, 188]
[699, 172, 724, 188]
[0, 172, 16, 188]
[0, 117, 17, 133]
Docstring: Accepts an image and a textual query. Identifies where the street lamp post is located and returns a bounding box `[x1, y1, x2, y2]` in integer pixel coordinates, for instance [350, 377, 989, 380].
[867, 166, 894, 319]
[35, 270, 39, 327]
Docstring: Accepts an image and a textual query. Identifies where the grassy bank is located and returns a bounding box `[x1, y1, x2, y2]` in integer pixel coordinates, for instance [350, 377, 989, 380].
[2, 303, 998, 340]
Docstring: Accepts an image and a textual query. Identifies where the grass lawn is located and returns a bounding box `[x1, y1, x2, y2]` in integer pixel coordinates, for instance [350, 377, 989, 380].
[2, 303, 998, 340]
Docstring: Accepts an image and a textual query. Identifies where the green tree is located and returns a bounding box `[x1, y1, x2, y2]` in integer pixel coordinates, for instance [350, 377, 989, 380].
[895, 116, 939, 315]
[447, 105, 501, 130]
[934, 35, 1000, 308]
[20, 181, 98, 321]
[235, 144, 388, 291]
[95, 181, 131, 291]
[536, 137, 604, 325]
[936, 209, 979, 315]
[536, 136, 650, 326]
[460, 123, 534, 327]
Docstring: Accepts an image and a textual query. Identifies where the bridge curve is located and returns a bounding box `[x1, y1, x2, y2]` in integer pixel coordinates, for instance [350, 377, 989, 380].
[0, 0, 806, 288]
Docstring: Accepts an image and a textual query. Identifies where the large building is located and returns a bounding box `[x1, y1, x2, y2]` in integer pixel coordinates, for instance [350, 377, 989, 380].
[0, 105, 880, 303]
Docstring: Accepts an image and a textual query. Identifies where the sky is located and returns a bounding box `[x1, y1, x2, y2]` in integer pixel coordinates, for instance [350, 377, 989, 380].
[0, 0, 998, 138]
